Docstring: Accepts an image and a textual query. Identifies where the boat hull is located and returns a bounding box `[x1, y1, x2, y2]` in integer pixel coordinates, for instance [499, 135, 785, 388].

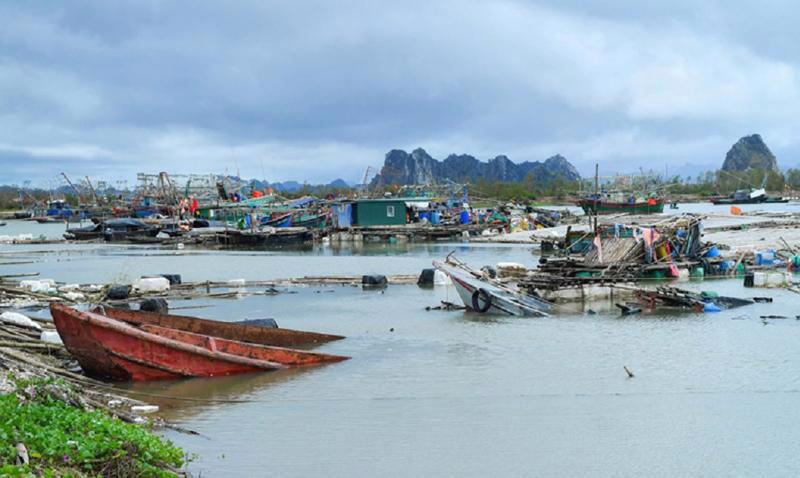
[214, 229, 313, 247]
[51, 304, 348, 381]
[577, 199, 664, 215]
[436, 263, 550, 317]
[710, 197, 789, 205]
[99, 306, 345, 348]
[103, 227, 160, 242]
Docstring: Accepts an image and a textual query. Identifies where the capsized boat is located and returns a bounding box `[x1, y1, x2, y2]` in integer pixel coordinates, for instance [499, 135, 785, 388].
[434, 256, 552, 317]
[50, 304, 348, 381]
[633, 286, 754, 312]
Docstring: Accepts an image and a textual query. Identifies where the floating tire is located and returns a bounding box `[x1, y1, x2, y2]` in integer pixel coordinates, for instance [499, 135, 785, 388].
[471, 288, 493, 313]
[106, 285, 131, 300]
[140, 298, 169, 314]
[417, 268, 436, 286]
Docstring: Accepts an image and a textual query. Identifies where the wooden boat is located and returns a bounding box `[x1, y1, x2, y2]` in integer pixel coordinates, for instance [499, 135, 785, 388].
[262, 212, 294, 227]
[63, 224, 104, 240]
[97, 306, 344, 347]
[64, 218, 160, 242]
[214, 228, 313, 247]
[710, 188, 788, 204]
[50, 304, 348, 381]
[634, 286, 753, 312]
[434, 257, 552, 317]
[577, 193, 664, 215]
[293, 212, 330, 228]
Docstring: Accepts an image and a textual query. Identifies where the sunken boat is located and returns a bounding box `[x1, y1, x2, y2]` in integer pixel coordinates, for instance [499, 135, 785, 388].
[50, 304, 348, 382]
[434, 255, 552, 317]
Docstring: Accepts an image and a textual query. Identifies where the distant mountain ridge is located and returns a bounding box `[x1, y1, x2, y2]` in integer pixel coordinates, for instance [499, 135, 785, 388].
[249, 178, 351, 193]
[373, 148, 581, 185]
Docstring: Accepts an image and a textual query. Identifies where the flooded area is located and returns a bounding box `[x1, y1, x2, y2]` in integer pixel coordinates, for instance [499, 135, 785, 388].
[152, 283, 800, 477]
[3, 214, 800, 477]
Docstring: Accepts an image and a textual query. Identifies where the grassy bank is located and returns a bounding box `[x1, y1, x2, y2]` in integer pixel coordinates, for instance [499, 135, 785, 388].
[1, 376, 187, 477]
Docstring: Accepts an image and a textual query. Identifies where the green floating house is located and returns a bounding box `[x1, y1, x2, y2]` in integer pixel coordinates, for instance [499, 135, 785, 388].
[352, 199, 408, 226]
[332, 198, 435, 227]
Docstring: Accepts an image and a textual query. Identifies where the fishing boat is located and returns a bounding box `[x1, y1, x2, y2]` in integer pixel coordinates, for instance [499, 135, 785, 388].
[261, 212, 294, 227]
[434, 256, 552, 317]
[576, 192, 664, 215]
[293, 212, 330, 228]
[63, 218, 160, 242]
[214, 228, 313, 247]
[709, 188, 788, 205]
[50, 304, 348, 381]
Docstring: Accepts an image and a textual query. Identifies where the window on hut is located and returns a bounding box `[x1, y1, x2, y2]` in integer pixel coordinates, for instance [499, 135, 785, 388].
[387, 205, 395, 217]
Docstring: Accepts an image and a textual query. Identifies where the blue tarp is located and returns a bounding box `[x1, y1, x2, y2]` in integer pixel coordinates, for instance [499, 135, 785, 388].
[332, 203, 352, 228]
[289, 196, 316, 208]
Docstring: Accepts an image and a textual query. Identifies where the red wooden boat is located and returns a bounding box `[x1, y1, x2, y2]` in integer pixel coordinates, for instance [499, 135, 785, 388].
[50, 304, 349, 382]
[98, 306, 344, 348]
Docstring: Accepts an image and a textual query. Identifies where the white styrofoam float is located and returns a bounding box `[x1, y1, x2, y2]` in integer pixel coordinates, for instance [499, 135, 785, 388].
[131, 277, 171, 294]
[0, 311, 41, 330]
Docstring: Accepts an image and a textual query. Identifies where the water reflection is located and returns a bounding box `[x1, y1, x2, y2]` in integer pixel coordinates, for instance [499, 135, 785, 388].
[119, 367, 320, 421]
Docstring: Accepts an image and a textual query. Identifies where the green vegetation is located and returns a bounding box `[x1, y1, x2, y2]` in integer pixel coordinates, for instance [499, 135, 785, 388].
[786, 168, 800, 191]
[418, 167, 795, 203]
[471, 177, 581, 202]
[667, 168, 787, 196]
[0, 377, 186, 477]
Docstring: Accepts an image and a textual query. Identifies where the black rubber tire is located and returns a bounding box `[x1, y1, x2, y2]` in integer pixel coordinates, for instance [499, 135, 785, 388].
[362, 275, 388, 286]
[140, 298, 169, 314]
[471, 288, 492, 313]
[417, 268, 436, 286]
[106, 285, 131, 300]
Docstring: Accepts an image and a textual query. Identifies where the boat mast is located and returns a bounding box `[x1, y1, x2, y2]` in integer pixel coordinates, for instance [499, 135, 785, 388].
[593, 163, 599, 233]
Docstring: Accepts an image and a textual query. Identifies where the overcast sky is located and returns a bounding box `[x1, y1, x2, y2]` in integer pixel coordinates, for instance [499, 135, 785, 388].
[2, 0, 800, 187]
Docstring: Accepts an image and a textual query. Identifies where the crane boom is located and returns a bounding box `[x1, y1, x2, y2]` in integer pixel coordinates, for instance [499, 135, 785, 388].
[85, 176, 102, 205]
[61, 172, 83, 204]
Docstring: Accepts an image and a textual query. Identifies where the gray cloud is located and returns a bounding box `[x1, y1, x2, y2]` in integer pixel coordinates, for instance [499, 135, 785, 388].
[1, 0, 800, 186]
